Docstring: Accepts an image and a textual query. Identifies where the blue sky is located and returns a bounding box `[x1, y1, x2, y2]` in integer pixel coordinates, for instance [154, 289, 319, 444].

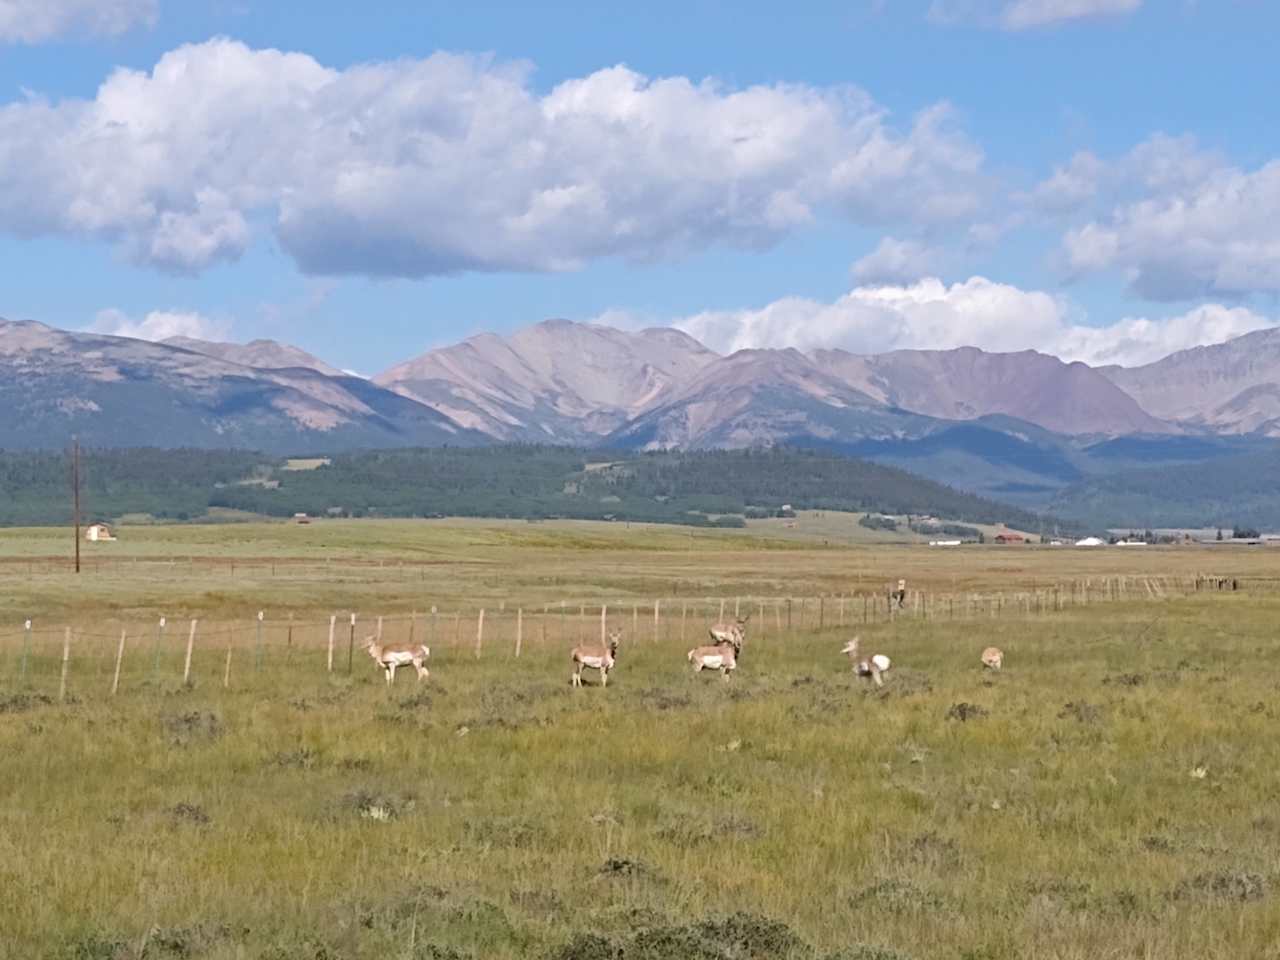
[1, 0, 1277, 372]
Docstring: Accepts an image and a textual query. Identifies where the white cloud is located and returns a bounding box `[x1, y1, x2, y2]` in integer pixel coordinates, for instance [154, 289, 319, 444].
[1000, 0, 1141, 30]
[930, 0, 1141, 29]
[669, 276, 1273, 367]
[88, 308, 227, 342]
[0, 39, 986, 277]
[0, 0, 156, 43]
[1062, 155, 1280, 299]
[851, 237, 947, 284]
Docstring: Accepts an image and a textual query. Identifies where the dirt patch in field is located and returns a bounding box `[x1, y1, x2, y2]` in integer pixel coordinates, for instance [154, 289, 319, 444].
[549, 912, 910, 960]
[162, 710, 223, 746]
[946, 702, 988, 722]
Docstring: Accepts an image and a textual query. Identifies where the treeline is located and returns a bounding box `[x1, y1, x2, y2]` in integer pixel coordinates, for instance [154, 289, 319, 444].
[0, 445, 1052, 530]
[1050, 447, 1280, 530]
[0, 449, 268, 525]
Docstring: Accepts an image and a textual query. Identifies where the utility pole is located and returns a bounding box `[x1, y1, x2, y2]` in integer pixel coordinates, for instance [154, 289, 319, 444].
[72, 437, 81, 574]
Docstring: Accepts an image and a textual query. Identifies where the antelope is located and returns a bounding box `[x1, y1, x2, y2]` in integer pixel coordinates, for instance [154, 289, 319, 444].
[708, 614, 748, 654]
[841, 636, 891, 687]
[890, 579, 907, 610]
[571, 629, 621, 688]
[688, 640, 737, 680]
[363, 636, 430, 686]
[981, 646, 1004, 671]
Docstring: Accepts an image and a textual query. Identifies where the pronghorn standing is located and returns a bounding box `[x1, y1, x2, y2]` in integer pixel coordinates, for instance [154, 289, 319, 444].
[708, 614, 748, 660]
[841, 636, 891, 687]
[981, 646, 1004, 671]
[687, 640, 738, 680]
[571, 629, 621, 688]
[363, 636, 430, 686]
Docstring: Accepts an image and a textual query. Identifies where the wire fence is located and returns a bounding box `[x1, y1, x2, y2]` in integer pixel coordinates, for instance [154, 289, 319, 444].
[0, 574, 1247, 702]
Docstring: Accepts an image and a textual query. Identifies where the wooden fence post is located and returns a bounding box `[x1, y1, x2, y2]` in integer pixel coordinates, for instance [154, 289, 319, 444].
[515, 608, 523, 658]
[223, 641, 233, 689]
[59, 627, 71, 702]
[475, 609, 485, 659]
[182, 620, 198, 686]
[152, 616, 166, 681]
[819, 597, 825, 631]
[654, 600, 660, 643]
[600, 605, 607, 645]
[327, 615, 336, 673]
[681, 602, 688, 643]
[347, 614, 356, 674]
[20, 619, 31, 681]
[719, 598, 726, 622]
[255, 611, 264, 672]
[376, 616, 383, 641]
[111, 629, 126, 696]
[758, 601, 766, 640]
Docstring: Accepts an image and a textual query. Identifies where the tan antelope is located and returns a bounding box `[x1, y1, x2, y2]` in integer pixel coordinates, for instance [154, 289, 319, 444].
[688, 640, 737, 680]
[981, 646, 1004, 671]
[571, 629, 620, 688]
[841, 636, 891, 687]
[708, 614, 748, 654]
[363, 636, 430, 686]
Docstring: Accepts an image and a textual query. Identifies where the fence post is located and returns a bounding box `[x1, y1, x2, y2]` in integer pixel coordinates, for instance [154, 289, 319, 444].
[223, 640, 233, 689]
[327, 616, 336, 673]
[787, 598, 793, 632]
[719, 598, 726, 622]
[111, 629, 126, 696]
[681, 602, 688, 643]
[542, 605, 548, 648]
[515, 608, 523, 658]
[758, 601, 765, 641]
[819, 597, 825, 631]
[654, 600, 660, 643]
[59, 627, 71, 702]
[600, 605, 607, 645]
[408, 611, 416, 647]
[255, 611, 264, 672]
[431, 606, 438, 649]
[182, 620, 198, 686]
[475, 609, 485, 659]
[347, 614, 356, 674]
[152, 616, 166, 681]
[20, 619, 31, 681]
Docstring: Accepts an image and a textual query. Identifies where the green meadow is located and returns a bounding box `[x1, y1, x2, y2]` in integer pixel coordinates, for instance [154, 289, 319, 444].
[1, 519, 1277, 959]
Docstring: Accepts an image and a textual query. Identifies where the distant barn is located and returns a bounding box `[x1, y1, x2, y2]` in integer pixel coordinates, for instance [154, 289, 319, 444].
[993, 533, 1025, 544]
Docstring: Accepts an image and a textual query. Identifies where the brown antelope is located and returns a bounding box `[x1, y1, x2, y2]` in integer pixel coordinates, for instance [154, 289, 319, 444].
[981, 646, 1004, 671]
[841, 636, 891, 687]
[363, 636, 430, 686]
[571, 629, 620, 687]
[688, 640, 737, 680]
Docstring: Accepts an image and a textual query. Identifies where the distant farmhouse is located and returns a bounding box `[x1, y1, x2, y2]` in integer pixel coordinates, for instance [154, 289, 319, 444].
[85, 522, 115, 542]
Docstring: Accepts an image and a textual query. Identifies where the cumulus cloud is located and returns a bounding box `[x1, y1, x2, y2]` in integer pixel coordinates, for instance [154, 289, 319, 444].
[669, 276, 1272, 367]
[88, 308, 227, 342]
[851, 237, 947, 284]
[930, 0, 1141, 29]
[0, 0, 156, 43]
[1062, 154, 1280, 299]
[0, 39, 986, 278]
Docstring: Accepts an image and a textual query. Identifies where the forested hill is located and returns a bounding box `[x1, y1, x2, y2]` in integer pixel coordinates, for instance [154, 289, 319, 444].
[0, 446, 1052, 530]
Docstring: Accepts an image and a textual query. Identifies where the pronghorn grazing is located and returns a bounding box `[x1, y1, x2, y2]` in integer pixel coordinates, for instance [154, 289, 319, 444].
[688, 640, 737, 680]
[841, 636, 891, 687]
[981, 646, 1004, 671]
[571, 629, 621, 688]
[363, 636, 430, 686]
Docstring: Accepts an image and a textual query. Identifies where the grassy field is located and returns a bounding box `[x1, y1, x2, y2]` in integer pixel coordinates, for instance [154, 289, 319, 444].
[2, 519, 1279, 959]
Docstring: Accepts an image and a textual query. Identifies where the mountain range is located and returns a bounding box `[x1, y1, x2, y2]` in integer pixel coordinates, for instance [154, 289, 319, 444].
[5, 313, 1280, 526]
